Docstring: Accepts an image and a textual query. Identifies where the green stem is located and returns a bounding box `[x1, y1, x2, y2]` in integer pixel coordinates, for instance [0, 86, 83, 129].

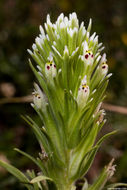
[57, 183, 75, 190]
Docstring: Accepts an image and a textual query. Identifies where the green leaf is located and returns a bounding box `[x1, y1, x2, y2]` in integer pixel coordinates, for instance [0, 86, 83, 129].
[0, 160, 32, 190]
[69, 123, 99, 178]
[44, 104, 66, 163]
[97, 130, 117, 146]
[67, 107, 89, 148]
[45, 23, 56, 42]
[21, 115, 50, 154]
[82, 80, 109, 134]
[73, 146, 98, 180]
[25, 115, 65, 168]
[87, 18, 92, 34]
[34, 51, 45, 70]
[78, 130, 117, 178]
[14, 148, 46, 173]
[51, 45, 63, 67]
[27, 170, 40, 190]
[87, 158, 116, 190]
[30, 175, 53, 184]
[77, 23, 85, 46]
[62, 50, 69, 89]
[87, 168, 108, 190]
[29, 60, 48, 96]
[78, 147, 98, 178]
[105, 183, 127, 189]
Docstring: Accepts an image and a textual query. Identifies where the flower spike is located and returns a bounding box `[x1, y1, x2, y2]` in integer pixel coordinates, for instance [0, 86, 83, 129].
[0, 13, 117, 190]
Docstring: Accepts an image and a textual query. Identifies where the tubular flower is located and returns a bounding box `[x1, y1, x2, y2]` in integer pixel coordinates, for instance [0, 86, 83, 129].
[45, 61, 56, 78]
[77, 76, 90, 108]
[83, 41, 94, 65]
[90, 53, 109, 89]
[100, 53, 108, 76]
[32, 83, 46, 109]
[45, 53, 57, 79]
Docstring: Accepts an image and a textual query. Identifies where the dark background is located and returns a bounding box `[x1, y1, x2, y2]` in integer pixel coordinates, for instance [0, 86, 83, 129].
[0, 0, 127, 189]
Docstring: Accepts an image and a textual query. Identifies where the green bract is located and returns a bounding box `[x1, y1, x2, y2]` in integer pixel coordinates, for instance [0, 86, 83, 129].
[0, 13, 117, 190]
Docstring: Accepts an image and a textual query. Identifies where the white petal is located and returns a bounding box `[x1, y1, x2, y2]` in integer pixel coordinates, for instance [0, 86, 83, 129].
[64, 46, 69, 55]
[82, 75, 87, 84]
[60, 21, 66, 29]
[100, 53, 107, 64]
[39, 25, 45, 36]
[32, 43, 37, 50]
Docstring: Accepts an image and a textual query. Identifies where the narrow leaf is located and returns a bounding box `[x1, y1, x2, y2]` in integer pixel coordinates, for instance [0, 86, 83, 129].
[14, 148, 45, 173]
[30, 175, 53, 184]
[0, 160, 32, 190]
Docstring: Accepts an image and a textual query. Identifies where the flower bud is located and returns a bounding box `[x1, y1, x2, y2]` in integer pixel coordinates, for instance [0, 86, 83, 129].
[97, 109, 105, 124]
[106, 158, 116, 179]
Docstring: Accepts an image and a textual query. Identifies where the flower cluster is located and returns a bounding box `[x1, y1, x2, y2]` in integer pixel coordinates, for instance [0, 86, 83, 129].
[0, 13, 116, 190]
[28, 13, 110, 111]
[27, 12, 115, 190]
[26, 12, 114, 190]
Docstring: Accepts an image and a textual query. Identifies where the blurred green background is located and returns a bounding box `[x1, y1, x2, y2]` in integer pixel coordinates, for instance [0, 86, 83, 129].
[0, 0, 127, 189]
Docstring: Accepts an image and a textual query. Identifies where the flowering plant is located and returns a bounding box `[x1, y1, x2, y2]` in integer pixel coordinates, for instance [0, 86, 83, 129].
[0, 13, 123, 190]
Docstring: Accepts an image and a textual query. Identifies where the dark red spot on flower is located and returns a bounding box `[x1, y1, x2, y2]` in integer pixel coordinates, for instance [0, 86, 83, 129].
[85, 54, 89, 59]
[47, 66, 50, 70]
[102, 65, 106, 69]
[85, 89, 87, 92]
[54, 65, 56, 68]
[91, 54, 93, 58]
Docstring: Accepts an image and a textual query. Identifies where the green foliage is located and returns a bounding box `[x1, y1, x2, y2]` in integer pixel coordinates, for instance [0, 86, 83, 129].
[0, 160, 32, 190]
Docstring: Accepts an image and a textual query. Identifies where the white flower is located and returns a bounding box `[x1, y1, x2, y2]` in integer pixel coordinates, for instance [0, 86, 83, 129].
[89, 32, 96, 41]
[82, 41, 94, 65]
[69, 12, 79, 28]
[39, 25, 45, 37]
[64, 16, 69, 27]
[100, 53, 108, 76]
[35, 37, 43, 46]
[67, 27, 78, 38]
[32, 83, 46, 109]
[32, 43, 37, 50]
[77, 75, 90, 108]
[60, 21, 66, 29]
[93, 35, 98, 44]
[45, 58, 57, 79]
[56, 13, 64, 25]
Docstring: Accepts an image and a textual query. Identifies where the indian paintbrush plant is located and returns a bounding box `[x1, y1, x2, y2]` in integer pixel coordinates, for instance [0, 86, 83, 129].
[0, 12, 122, 190]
